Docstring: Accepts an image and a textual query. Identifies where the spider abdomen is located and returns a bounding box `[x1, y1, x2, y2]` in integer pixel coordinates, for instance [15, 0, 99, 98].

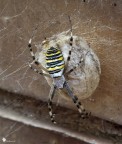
[46, 47, 65, 78]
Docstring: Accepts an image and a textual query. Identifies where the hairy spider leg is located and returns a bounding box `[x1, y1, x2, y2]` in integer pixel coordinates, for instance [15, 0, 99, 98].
[63, 81, 90, 119]
[29, 61, 50, 77]
[65, 16, 83, 75]
[28, 29, 50, 77]
[28, 38, 41, 64]
[65, 51, 91, 75]
[65, 16, 73, 68]
[48, 85, 57, 124]
[65, 59, 83, 75]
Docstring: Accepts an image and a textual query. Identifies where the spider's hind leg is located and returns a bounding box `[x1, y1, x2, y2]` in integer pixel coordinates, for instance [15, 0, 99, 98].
[48, 85, 57, 124]
[64, 81, 91, 119]
[72, 95, 91, 119]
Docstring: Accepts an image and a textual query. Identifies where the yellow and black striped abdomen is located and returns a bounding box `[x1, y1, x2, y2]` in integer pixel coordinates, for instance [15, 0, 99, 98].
[46, 47, 65, 78]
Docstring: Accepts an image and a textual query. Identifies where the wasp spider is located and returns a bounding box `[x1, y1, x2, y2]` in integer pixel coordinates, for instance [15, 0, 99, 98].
[28, 17, 90, 124]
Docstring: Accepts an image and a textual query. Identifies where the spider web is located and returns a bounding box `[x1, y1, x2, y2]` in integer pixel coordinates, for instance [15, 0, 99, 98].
[0, 0, 122, 143]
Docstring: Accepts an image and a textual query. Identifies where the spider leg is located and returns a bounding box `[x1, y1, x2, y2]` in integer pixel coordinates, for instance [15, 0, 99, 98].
[28, 26, 47, 65]
[28, 26, 50, 76]
[28, 38, 39, 66]
[66, 36, 73, 65]
[65, 16, 73, 68]
[65, 58, 83, 75]
[28, 25, 39, 61]
[48, 85, 57, 124]
[63, 81, 90, 119]
[29, 61, 51, 78]
[65, 51, 89, 75]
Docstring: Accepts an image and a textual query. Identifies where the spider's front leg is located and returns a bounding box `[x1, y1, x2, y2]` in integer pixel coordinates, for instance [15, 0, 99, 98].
[63, 81, 91, 119]
[28, 61, 51, 77]
[65, 34, 73, 69]
[65, 16, 74, 69]
[28, 38, 42, 67]
[28, 34, 50, 77]
[48, 85, 57, 124]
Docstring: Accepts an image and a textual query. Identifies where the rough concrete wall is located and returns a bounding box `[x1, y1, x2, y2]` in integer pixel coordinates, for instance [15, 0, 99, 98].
[0, 0, 122, 143]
